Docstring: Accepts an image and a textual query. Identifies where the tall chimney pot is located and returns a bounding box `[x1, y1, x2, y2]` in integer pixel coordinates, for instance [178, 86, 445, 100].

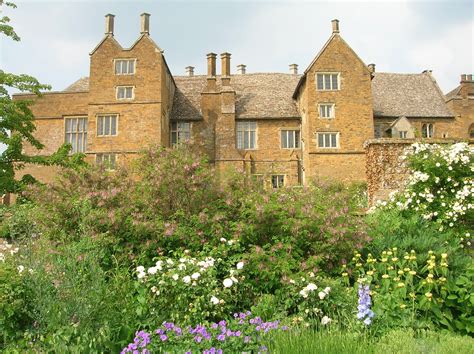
[207, 53, 217, 77]
[461, 74, 467, 82]
[140, 13, 151, 34]
[289, 64, 298, 75]
[105, 14, 115, 36]
[221, 53, 231, 86]
[331, 19, 340, 33]
[467, 74, 473, 81]
[185, 66, 195, 77]
[368, 63, 376, 73]
[237, 64, 246, 75]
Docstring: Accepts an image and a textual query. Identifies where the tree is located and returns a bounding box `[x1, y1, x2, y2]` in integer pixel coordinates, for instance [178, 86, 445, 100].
[0, 1, 84, 194]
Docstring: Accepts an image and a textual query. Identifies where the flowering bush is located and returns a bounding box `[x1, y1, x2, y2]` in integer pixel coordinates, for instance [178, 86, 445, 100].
[121, 312, 287, 353]
[134, 241, 250, 325]
[344, 248, 473, 334]
[373, 143, 473, 232]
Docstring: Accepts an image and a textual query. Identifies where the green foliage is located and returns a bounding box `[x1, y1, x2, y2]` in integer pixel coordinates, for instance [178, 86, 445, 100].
[0, 202, 39, 240]
[0, 1, 85, 194]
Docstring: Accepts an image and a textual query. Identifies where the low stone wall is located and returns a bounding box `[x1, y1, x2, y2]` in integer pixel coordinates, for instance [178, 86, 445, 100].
[364, 138, 463, 207]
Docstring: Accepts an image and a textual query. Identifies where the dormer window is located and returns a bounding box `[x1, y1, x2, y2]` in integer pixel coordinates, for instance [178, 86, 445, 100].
[316, 73, 339, 90]
[115, 59, 136, 75]
[116, 86, 134, 100]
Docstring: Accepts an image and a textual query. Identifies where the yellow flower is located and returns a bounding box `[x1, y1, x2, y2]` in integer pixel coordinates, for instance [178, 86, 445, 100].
[409, 292, 416, 298]
[427, 274, 434, 278]
[387, 251, 393, 256]
[441, 262, 448, 268]
[342, 272, 348, 277]
[441, 253, 448, 259]
[409, 271, 416, 275]
[410, 250, 416, 254]
[392, 257, 399, 262]
[404, 255, 410, 260]
[397, 282, 405, 288]
[400, 304, 407, 309]
[394, 277, 400, 281]
[388, 266, 394, 270]
[356, 263, 362, 267]
[425, 292, 432, 298]
[392, 247, 398, 251]
[428, 250, 434, 255]
[404, 268, 410, 272]
[439, 277, 446, 282]
[382, 274, 390, 279]
[381, 258, 388, 263]
[398, 270, 404, 275]
[367, 270, 374, 276]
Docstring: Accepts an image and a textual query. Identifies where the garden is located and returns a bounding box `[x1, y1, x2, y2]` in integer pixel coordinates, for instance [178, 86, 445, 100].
[0, 143, 473, 353]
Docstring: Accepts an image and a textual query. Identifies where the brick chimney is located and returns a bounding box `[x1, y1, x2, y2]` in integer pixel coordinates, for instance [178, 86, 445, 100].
[237, 64, 246, 75]
[221, 52, 231, 86]
[105, 14, 115, 36]
[289, 64, 298, 75]
[206, 53, 217, 90]
[368, 63, 376, 73]
[461, 74, 473, 82]
[459, 74, 474, 99]
[185, 66, 195, 76]
[140, 13, 150, 35]
[331, 19, 340, 34]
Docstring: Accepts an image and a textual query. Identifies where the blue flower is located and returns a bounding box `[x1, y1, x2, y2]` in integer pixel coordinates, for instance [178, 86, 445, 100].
[357, 284, 375, 326]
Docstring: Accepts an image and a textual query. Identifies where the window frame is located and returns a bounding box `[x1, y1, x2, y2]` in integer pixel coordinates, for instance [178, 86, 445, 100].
[170, 121, 192, 147]
[114, 58, 136, 75]
[318, 103, 336, 119]
[316, 72, 340, 91]
[399, 131, 408, 139]
[116, 86, 135, 100]
[271, 175, 285, 189]
[421, 123, 434, 138]
[280, 129, 301, 149]
[96, 114, 119, 137]
[236, 121, 257, 150]
[95, 153, 117, 170]
[316, 132, 340, 149]
[64, 116, 88, 153]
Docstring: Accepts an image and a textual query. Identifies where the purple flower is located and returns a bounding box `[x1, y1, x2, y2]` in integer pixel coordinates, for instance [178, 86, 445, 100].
[244, 336, 251, 343]
[218, 320, 226, 327]
[235, 330, 242, 337]
[211, 323, 218, 329]
[160, 334, 168, 342]
[217, 334, 226, 341]
[281, 326, 288, 331]
[195, 335, 203, 343]
[357, 284, 375, 326]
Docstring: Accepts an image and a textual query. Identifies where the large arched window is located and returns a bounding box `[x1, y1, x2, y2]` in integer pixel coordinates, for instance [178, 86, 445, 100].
[422, 123, 434, 138]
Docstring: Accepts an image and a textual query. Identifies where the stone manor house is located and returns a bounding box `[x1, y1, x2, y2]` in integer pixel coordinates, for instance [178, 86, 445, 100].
[17, 14, 474, 188]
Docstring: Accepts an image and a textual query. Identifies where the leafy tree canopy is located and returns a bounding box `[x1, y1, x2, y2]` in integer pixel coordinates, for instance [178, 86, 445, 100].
[0, 1, 85, 195]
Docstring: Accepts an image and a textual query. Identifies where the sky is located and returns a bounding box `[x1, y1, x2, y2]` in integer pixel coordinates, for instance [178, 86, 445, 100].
[0, 0, 473, 94]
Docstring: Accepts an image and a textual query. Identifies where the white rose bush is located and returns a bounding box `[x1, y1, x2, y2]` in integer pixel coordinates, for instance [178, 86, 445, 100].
[134, 244, 248, 326]
[374, 143, 473, 233]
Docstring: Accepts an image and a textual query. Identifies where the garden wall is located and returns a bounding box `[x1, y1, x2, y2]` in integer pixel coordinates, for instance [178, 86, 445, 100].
[364, 138, 463, 206]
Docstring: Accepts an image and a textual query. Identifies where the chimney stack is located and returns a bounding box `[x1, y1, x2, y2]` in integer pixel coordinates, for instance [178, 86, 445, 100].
[185, 66, 195, 76]
[331, 19, 340, 34]
[221, 52, 231, 86]
[237, 64, 246, 75]
[461, 74, 467, 82]
[207, 53, 216, 77]
[368, 63, 376, 73]
[289, 64, 298, 75]
[140, 13, 150, 34]
[467, 74, 473, 81]
[105, 14, 115, 36]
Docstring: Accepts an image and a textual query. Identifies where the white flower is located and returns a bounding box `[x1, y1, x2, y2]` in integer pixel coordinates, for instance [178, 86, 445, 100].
[166, 259, 174, 265]
[318, 291, 327, 300]
[289, 279, 296, 284]
[151, 286, 158, 293]
[18, 265, 25, 274]
[220, 238, 227, 243]
[191, 272, 201, 280]
[236, 262, 244, 270]
[299, 289, 309, 298]
[324, 287, 331, 294]
[172, 274, 179, 281]
[306, 283, 317, 291]
[137, 272, 146, 279]
[223, 278, 234, 288]
[231, 276, 238, 283]
[210, 296, 219, 305]
[309, 272, 315, 278]
[147, 266, 158, 275]
[136, 266, 145, 273]
[321, 316, 331, 325]
[183, 276, 191, 284]
[227, 240, 234, 245]
[155, 261, 163, 270]
[178, 264, 186, 271]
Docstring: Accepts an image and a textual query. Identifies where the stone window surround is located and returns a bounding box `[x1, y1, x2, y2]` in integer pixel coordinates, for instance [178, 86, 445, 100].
[318, 103, 336, 119]
[116, 86, 135, 100]
[316, 131, 340, 149]
[114, 58, 137, 75]
[170, 121, 192, 146]
[421, 123, 434, 138]
[280, 128, 301, 149]
[96, 152, 117, 170]
[271, 174, 285, 188]
[64, 116, 88, 153]
[96, 114, 119, 137]
[316, 72, 340, 91]
[236, 121, 258, 150]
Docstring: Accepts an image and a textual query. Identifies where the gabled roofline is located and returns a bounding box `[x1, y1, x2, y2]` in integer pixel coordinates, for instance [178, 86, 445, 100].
[422, 71, 456, 116]
[89, 33, 163, 56]
[292, 33, 371, 99]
